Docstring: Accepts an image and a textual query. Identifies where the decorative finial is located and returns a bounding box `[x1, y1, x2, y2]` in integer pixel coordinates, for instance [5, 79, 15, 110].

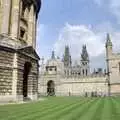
[51, 51, 55, 59]
[81, 44, 89, 61]
[106, 33, 112, 46]
[107, 33, 111, 42]
[57, 56, 60, 59]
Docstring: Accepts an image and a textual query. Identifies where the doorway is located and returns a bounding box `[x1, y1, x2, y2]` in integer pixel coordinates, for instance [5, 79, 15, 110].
[47, 80, 55, 96]
[23, 62, 32, 98]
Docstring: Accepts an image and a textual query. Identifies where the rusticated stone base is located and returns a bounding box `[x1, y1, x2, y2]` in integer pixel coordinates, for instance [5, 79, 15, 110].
[0, 95, 16, 102]
[0, 37, 39, 102]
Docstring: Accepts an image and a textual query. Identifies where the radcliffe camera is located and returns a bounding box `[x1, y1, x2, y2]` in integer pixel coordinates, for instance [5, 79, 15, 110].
[0, 0, 120, 120]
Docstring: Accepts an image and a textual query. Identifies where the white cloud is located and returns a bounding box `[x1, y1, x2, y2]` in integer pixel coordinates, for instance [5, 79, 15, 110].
[93, 0, 104, 6]
[53, 23, 120, 70]
[93, 0, 120, 24]
[109, 0, 120, 24]
[54, 23, 105, 58]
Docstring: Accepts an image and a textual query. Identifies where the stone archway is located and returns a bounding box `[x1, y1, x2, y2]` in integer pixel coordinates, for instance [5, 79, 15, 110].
[47, 80, 55, 96]
[23, 62, 32, 98]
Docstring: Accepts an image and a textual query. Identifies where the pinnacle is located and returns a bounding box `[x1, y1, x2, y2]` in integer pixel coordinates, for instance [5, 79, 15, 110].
[51, 51, 55, 59]
[107, 33, 111, 42]
[106, 33, 112, 46]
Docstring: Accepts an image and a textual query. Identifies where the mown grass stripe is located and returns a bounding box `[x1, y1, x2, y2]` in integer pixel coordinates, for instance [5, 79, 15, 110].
[90, 98, 105, 120]
[112, 97, 120, 114]
[5, 100, 73, 120]
[1, 97, 120, 120]
[17, 98, 84, 120]
[5, 104, 59, 120]
[2, 97, 81, 120]
[100, 97, 113, 120]
[38, 98, 93, 120]
[77, 98, 102, 120]
[55, 98, 96, 120]
[1, 99, 63, 119]
[110, 98, 120, 120]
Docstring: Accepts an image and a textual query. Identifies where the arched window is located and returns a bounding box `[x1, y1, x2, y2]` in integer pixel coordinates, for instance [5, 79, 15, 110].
[119, 62, 120, 73]
[20, 1, 29, 20]
[19, 27, 26, 40]
[86, 69, 88, 76]
[82, 70, 84, 75]
[78, 72, 81, 75]
[24, 7, 29, 20]
[64, 70, 66, 75]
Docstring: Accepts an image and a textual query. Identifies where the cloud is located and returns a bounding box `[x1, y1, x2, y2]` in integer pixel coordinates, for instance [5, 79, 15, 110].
[109, 0, 120, 24]
[36, 0, 120, 70]
[93, 0, 120, 24]
[93, 0, 104, 6]
[54, 23, 105, 58]
[53, 23, 120, 70]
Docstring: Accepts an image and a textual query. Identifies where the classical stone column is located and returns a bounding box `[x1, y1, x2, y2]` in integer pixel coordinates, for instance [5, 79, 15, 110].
[10, 0, 20, 39]
[27, 73, 34, 100]
[27, 5, 34, 46]
[33, 13, 37, 49]
[1, 0, 11, 34]
[12, 53, 18, 101]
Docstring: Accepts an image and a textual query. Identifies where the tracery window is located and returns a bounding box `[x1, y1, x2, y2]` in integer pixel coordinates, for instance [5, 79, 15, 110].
[82, 70, 84, 75]
[20, 28, 25, 38]
[20, 1, 29, 20]
[119, 62, 120, 73]
[86, 69, 88, 76]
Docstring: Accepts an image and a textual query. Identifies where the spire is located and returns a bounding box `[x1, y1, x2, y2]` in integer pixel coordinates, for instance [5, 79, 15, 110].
[65, 45, 69, 55]
[107, 33, 110, 42]
[106, 33, 112, 47]
[51, 51, 55, 59]
[81, 44, 89, 61]
[57, 56, 60, 59]
[63, 45, 72, 67]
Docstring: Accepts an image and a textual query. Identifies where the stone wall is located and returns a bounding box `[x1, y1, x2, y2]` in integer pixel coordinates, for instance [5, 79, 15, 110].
[38, 75, 108, 97]
[0, 47, 15, 101]
[108, 54, 120, 84]
[0, 48, 14, 96]
[0, 45, 39, 101]
[17, 52, 39, 100]
[110, 84, 120, 95]
[56, 82, 108, 96]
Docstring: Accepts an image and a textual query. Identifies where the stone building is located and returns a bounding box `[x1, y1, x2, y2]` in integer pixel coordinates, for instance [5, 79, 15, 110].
[106, 33, 120, 96]
[0, 0, 41, 101]
[38, 34, 120, 97]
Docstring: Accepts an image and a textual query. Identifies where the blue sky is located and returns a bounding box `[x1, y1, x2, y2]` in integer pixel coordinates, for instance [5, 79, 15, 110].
[36, 0, 120, 71]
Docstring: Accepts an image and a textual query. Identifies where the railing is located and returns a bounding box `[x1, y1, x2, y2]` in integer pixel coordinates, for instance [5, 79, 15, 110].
[62, 74, 106, 78]
[38, 92, 108, 97]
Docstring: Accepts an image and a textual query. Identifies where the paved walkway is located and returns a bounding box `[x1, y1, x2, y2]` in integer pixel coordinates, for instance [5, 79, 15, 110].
[0, 98, 47, 106]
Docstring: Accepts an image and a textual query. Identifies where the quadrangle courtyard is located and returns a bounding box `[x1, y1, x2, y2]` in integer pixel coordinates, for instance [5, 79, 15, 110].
[0, 97, 120, 120]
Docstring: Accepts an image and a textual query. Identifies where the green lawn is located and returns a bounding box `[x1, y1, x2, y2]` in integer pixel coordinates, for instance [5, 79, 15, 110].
[0, 97, 120, 120]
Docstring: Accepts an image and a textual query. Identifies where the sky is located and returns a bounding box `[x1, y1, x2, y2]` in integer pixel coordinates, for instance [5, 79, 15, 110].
[36, 0, 120, 71]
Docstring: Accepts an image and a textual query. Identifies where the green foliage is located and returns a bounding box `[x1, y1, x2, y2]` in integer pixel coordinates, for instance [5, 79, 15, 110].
[0, 97, 120, 120]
